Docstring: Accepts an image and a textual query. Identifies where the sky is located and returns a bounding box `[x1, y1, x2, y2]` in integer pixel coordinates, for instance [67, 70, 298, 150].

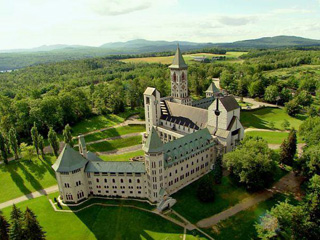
[0, 0, 320, 50]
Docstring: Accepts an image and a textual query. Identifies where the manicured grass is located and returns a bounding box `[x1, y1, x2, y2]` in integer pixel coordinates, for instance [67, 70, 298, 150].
[71, 108, 143, 136]
[241, 107, 307, 130]
[172, 174, 250, 223]
[84, 124, 145, 143]
[205, 193, 296, 240]
[245, 131, 304, 144]
[121, 52, 247, 65]
[0, 155, 57, 203]
[99, 150, 145, 162]
[87, 136, 142, 152]
[1, 193, 192, 240]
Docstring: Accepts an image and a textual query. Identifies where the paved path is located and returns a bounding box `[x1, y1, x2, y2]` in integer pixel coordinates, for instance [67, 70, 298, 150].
[244, 128, 288, 133]
[74, 132, 143, 147]
[0, 185, 58, 210]
[196, 172, 304, 228]
[97, 144, 143, 156]
[235, 96, 281, 109]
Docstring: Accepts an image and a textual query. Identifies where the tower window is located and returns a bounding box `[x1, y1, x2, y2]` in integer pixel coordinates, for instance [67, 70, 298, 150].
[173, 73, 176, 82]
[182, 72, 185, 81]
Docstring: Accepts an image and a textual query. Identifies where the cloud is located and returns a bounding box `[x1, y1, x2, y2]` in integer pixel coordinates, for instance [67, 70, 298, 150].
[272, 8, 314, 14]
[90, 0, 153, 16]
[218, 16, 257, 26]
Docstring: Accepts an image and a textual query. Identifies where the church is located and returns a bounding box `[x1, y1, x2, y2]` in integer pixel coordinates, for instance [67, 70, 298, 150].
[52, 46, 244, 210]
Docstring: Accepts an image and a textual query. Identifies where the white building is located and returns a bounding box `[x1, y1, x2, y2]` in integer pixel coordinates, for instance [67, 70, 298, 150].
[52, 46, 244, 210]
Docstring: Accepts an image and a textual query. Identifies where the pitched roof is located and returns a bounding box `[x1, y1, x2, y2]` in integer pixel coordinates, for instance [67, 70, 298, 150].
[142, 127, 163, 153]
[166, 101, 208, 128]
[87, 151, 103, 162]
[85, 161, 146, 173]
[169, 46, 188, 69]
[206, 82, 220, 93]
[52, 145, 88, 172]
[144, 87, 157, 96]
[219, 96, 239, 112]
[163, 128, 214, 167]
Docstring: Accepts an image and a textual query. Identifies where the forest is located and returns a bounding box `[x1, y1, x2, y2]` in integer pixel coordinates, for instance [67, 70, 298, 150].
[0, 48, 319, 141]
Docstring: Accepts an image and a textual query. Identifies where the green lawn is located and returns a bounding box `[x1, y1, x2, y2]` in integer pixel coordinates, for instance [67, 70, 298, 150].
[205, 193, 296, 240]
[1, 193, 197, 240]
[99, 150, 144, 162]
[241, 107, 307, 130]
[245, 131, 304, 144]
[87, 136, 142, 152]
[0, 155, 57, 203]
[172, 174, 250, 223]
[71, 108, 143, 136]
[83, 124, 145, 143]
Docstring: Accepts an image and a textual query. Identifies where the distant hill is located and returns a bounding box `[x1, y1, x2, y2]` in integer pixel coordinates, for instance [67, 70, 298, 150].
[0, 36, 319, 70]
[215, 36, 320, 48]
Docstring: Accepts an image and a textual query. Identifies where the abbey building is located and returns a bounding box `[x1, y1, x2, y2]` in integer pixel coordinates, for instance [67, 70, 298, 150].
[52, 46, 244, 210]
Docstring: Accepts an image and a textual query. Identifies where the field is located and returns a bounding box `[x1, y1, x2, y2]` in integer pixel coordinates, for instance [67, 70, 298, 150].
[245, 131, 303, 144]
[99, 150, 144, 162]
[0, 155, 57, 203]
[263, 64, 320, 79]
[87, 135, 142, 153]
[71, 108, 143, 136]
[121, 52, 247, 65]
[205, 193, 293, 240]
[241, 107, 307, 130]
[83, 124, 145, 143]
[1, 193, 205, 240]
[172, 174, 251, 223]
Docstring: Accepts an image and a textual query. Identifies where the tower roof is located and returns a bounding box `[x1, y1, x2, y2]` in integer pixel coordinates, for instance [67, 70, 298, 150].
[206, 82, 220, 93]
[52, 145, 88, 172]
[143, 127, 163, 153]
[169, 45, 188, 69]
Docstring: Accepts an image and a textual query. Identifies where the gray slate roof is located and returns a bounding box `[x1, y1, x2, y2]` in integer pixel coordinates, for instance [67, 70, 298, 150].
[219, 96, 239, 112]
[52, 145, 88, 172]
[206, 82, 220, 93]
[166, 101, 208, 128]
[143, 127, 163, 153]
[86, 161, 146, 173]
[169, 46, 188, 69]
[87, 151, 104, 162]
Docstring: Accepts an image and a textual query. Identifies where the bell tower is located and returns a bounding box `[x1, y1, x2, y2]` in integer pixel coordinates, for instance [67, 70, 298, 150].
[169, 45, 191, 105]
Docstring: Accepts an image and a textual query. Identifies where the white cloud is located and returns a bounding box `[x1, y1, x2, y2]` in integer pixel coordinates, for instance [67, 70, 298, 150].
[218, 16, 257, 26]
[272, 8, 314, 14]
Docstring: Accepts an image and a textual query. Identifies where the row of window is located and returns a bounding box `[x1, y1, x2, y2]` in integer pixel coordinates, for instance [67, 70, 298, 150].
[90, 172, 142, 177]
[168, 163, 208, 186]
[96, 178, 141, 184]
[61, 168, 81, 175]
[96, 190, 142, 195]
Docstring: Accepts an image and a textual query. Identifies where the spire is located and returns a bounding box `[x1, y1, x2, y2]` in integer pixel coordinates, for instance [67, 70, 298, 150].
[143, 127, 163, 153]
[169, 44, 188, 69]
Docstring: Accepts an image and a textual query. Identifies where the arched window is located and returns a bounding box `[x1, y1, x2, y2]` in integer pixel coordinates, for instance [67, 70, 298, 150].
[182, 72, 185, 81]
[173, 73, 176, 82]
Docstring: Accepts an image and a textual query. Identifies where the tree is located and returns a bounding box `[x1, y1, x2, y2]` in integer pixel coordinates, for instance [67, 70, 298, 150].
[9, 219, 24, 240]
[48, 127, 60, 157]
[31, 122, 40, 157]
[0, 133, 8, 164]
[281, 119, 290, 130]
[62, 124, 73, 147]
[38, 135, 45, 159]
[288, 129, 297, 161]
[24, 208, 46, 240]
[285, 99, 301, 116]
[280, 139, 292, 166]
[197, 175, 214, 202]
[248, 80, 264, 98]
[300, 144, 320, 177]
[0, 215, 10, 240]
[278, 88, 292, 105]
[264, 85, 278, 103]
[20, 143, 35, 161]
[213, 155, 223, 184]
[8, 127, 20, 160]
[296, 90, 313, 107]
[223, 137, 276, 190]
[10, 204, 22, 222]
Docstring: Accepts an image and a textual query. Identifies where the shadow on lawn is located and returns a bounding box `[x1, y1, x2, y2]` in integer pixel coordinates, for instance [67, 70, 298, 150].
[73, 205, 183, 240]
[241, 110, 271, 129]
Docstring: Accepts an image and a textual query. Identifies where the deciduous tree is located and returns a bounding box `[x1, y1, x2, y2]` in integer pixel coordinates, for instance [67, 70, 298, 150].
[63, 124, 73, 147]
[48, 127, 59, 157]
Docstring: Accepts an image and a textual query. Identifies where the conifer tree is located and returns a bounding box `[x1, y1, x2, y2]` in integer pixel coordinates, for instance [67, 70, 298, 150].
[280, 139, 292, 166]
[48, 127, 59, 157]
[63, 124, 73, 147]
[0, 215, 10, 240]
[0, 133, 8, 164]
[9, 127, 20, 160]
[10, 204, 22, 222]
[9, 219, 24, 240]
[288, 128, 297, 160]
[38, 135, 45, 159]
[31, 122, 40, 157]
[213, 155, 223, 184]
[24, 208, 45, 240]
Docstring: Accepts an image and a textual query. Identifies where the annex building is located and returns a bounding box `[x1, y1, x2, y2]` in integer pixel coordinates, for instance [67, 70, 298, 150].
[52, 46, 244, 210]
